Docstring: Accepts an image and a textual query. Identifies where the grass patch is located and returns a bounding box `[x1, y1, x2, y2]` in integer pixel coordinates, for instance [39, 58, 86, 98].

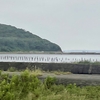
[51, 71, 72, 75]
[21, 68, 43, 76]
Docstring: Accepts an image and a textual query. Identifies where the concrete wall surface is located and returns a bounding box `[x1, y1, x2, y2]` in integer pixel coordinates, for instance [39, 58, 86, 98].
[0, 62, 100, 74]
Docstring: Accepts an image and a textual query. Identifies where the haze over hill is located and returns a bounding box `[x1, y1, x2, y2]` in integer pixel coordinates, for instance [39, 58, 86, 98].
[0, 24, 62, 52]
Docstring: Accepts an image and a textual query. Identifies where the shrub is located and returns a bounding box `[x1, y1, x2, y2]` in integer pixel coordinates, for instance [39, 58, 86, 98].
[7, 67, 16, 72]
[44, 76, 56, 89]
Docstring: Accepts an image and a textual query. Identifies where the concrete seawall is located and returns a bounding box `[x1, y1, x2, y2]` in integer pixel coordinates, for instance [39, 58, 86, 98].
[0, 62, 100, 74]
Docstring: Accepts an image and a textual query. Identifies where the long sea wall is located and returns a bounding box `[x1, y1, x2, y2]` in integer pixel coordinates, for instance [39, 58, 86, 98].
[0, 62, 100, 74]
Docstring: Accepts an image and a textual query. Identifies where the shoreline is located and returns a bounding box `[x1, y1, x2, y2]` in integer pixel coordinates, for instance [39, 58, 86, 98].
[0, 51, 62, 54]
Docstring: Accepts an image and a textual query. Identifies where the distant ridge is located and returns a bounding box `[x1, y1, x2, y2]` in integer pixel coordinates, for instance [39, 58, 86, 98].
[0, 24, 62, 52]
[63, 50, 100, 54]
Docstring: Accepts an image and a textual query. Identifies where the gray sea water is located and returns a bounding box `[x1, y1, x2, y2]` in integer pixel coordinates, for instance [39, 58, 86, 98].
[0, 54, 100, 63]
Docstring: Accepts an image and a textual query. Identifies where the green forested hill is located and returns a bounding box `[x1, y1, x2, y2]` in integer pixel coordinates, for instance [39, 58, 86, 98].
[0, 24, 62, 52]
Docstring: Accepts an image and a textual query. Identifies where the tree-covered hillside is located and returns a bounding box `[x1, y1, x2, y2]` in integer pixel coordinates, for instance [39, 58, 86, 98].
[0, 24, 62, 52]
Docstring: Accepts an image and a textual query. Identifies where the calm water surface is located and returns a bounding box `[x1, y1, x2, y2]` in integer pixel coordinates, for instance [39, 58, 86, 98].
[0, 54, 100, 63]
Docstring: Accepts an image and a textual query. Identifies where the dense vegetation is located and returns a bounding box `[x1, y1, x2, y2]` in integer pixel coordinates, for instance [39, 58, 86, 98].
[0, 24, 62, 52]
[0, 69, 100, 100]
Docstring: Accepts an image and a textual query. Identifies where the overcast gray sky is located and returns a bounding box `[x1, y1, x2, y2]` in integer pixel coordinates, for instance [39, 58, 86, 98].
[0, 0, 100, 51]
